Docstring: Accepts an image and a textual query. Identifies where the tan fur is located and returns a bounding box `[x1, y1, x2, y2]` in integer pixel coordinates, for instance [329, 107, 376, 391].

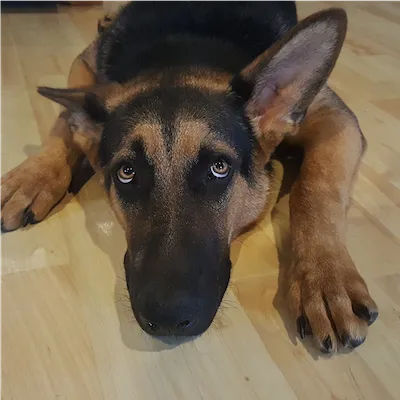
[172, 120, 210, 166]
[228, 144, 271, 241]
[105, 77, 162, 110]
[175, 70, 233, 92]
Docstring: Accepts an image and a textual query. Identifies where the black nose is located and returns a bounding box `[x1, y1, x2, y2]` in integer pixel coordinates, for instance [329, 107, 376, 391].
[137, 293, 201, 336]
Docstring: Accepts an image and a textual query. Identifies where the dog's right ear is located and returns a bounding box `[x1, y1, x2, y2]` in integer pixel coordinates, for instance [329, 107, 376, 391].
[38, 84, 118, 170]
[37, 85, 117, 141]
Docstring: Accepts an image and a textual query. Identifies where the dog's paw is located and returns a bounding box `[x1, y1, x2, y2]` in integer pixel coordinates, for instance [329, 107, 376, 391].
[1, 154, 72, 232]
[286, 250, 378, 354]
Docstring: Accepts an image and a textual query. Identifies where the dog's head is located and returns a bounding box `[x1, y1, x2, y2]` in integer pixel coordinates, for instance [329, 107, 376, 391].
[38, 9, 347, 336]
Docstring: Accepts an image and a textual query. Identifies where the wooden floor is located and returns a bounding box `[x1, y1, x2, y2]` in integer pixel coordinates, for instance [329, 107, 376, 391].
[2, 2, 400, 399]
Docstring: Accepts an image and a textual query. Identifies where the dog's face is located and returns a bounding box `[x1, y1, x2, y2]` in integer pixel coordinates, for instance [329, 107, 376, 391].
[100, 81, 269, 336]
[38, 9, 347, 337]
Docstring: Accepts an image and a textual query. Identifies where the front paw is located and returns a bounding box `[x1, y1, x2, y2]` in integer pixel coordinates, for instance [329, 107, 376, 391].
[286, 250, 378, 354]
[1, 154, 71, 232]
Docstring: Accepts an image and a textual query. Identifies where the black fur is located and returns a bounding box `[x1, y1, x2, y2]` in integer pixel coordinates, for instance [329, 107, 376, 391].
[97, 2, 297, 82]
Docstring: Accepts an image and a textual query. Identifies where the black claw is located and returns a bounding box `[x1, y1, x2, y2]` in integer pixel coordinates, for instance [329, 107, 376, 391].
[341, 333, 366, 349]
[353, 304, 379, 326]
[297, 316, 306, 339]
[367, 310, 379, 326]
[320, 336, 333, 354]
[22, 209, 35, 228]
[297, 316, 312, 339]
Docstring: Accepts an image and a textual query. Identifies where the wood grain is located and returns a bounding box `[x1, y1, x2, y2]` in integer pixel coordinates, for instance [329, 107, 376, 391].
[1, 3, 400, 399]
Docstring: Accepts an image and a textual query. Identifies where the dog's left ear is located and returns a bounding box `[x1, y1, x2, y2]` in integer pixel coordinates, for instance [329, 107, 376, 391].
[236, 8, 347, 149]
[37, 84, 118, 170]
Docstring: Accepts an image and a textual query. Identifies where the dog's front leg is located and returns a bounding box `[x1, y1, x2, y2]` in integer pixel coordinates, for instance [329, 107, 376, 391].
[1, 47, 97, 232]
[235, 9, 379, 353]
[285, 88, 378, 353]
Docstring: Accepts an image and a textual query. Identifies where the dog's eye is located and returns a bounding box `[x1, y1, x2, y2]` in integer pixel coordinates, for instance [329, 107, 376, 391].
[117, 164, 135, 183]
[210, 159, 230, 179]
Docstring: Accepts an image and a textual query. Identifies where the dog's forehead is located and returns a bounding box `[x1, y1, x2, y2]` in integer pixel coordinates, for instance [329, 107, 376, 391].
[124, 118, 212, 167]
[107, 86, 244, 167]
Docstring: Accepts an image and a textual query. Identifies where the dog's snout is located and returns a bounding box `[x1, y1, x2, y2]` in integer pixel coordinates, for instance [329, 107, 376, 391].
[137, 293, 201, 336]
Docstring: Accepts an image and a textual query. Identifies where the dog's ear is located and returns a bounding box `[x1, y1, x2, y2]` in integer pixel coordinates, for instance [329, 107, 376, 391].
[37, 85, 116, 141]
[236, 8, 347, 150]
[37, 84, 118, 170]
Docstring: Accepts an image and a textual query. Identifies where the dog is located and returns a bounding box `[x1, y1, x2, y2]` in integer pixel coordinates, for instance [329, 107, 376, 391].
[1, 2, 378, 353]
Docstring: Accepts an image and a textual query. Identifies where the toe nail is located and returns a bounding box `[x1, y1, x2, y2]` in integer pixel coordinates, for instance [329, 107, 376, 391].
[342, 333, 366, 349]
[321, 336, 333, 354]
[22, 209, 34, 228]
[297, 316, 306, 339]
[367, 310, 379, 326]
[353, 304, 379, 326]
[297, 316, 312, 339]
[350, 336, 366, 349]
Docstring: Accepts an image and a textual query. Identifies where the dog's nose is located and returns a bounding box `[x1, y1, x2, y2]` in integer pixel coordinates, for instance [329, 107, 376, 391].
[138, 294, 200, 336]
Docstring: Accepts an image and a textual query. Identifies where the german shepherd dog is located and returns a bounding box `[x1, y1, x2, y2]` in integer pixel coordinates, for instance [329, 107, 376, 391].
[1, 2, 378, 353]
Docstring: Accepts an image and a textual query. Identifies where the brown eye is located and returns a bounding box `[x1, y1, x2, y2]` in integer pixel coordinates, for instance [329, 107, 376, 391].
[210, 159, 230, 179]
[117, 164, 135, 184]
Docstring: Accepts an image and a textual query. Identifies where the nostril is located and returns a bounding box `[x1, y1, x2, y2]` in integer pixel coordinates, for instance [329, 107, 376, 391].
[177, 320, 193, 330]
